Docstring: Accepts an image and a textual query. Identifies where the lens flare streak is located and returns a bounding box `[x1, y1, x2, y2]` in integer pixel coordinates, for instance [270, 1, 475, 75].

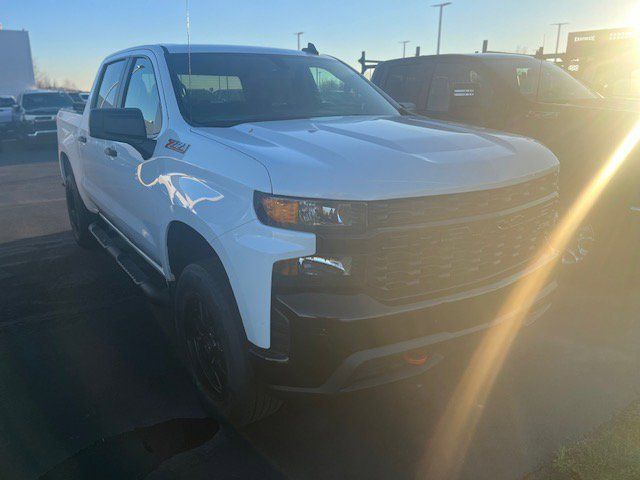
[423, 119, 640, 480]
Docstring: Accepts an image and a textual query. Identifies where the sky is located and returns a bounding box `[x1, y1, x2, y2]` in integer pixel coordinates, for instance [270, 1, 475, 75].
[1, 0, 639, 90]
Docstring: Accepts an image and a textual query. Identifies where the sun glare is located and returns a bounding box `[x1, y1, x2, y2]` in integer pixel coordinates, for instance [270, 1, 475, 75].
[422, 119, 640, 480]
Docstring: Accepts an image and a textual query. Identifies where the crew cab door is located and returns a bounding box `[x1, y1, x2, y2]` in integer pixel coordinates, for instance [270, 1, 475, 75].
[82, 59, 128, 206]
[374, 60, 433, 113]
[423, 60, 501, 128]
[99, 55, 165, 263]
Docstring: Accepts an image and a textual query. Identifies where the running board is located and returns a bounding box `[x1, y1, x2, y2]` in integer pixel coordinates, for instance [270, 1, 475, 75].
[89, 222, 170, 306]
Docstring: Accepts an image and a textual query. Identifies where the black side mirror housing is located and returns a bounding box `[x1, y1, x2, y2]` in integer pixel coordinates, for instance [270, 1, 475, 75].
[89, 108, 155, 159]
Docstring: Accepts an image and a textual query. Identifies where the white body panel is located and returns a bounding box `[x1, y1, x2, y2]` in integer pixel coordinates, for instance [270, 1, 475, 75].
[58, 44, 559, 349]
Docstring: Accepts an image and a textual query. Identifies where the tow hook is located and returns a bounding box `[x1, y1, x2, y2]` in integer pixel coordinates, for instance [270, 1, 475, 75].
[403, 349, 429, 366]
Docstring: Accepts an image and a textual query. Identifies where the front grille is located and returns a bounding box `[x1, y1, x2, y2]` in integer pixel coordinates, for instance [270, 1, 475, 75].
[365, 172, 558, 303]
[368, 172, 558, 227]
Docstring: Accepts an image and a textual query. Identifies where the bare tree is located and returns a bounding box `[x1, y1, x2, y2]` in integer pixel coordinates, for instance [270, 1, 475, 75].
[33, 60, 78, 91]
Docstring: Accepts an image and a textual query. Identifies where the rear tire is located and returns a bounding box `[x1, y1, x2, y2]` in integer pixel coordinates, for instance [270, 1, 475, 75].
[65, 170, 97, 249]
[175, 258, 282, 426]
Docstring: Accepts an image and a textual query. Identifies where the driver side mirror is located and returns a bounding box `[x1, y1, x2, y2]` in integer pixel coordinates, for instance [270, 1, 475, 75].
[89, 108, 155, 159]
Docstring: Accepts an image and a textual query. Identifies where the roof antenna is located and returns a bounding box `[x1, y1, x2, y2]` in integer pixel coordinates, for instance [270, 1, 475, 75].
[186, 0, 192, 123]
[302, 43, 319, 55]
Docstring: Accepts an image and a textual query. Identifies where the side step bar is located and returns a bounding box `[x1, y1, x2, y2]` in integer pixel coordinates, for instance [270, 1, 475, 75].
[89, 222, 171, 306]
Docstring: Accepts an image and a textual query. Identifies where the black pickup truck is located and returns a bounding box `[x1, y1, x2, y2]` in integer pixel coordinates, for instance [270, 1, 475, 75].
[372, 53, 640, 269]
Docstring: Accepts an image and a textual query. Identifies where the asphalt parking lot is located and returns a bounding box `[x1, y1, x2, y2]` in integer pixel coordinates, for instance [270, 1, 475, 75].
[1, 141, 640, 480]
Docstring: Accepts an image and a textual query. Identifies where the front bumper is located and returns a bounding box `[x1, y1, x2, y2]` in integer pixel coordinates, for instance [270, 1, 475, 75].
[251, 253, 557, 394]
[26, 129, 57, 138]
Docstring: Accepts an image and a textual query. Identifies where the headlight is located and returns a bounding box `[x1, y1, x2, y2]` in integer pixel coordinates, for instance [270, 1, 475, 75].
[254, 192, 365, 231]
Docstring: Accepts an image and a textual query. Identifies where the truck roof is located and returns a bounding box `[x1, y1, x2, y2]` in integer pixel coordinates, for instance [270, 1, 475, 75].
[380, 52, 540, 64]
[108, 44, 313, 58]
[22, 89, 69, 94]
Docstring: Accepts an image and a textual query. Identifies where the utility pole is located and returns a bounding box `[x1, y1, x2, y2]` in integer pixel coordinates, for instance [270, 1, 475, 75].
[431, 2, 451, 55]
[399, 40, 410, 58]
[294, 32, 304, 50]
[551, 22, 569, 63]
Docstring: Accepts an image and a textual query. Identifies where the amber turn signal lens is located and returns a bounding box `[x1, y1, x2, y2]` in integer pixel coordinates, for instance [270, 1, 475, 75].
[260, 197, 299, 225]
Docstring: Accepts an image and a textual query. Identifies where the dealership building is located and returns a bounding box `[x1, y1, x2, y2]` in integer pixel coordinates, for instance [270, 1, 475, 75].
[0, 28, 36, 97]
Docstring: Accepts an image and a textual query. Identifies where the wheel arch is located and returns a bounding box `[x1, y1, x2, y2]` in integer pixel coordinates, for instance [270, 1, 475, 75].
[166, 219, 256, 341]
[59, 151, 72, 184]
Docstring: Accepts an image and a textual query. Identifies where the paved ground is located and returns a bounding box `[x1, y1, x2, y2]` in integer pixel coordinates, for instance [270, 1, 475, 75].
[1, 141, 639, 479]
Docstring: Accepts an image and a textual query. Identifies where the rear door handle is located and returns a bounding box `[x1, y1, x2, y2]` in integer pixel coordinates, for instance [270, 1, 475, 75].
[104, 147, 118, 158]
[78, 135, 87, 144]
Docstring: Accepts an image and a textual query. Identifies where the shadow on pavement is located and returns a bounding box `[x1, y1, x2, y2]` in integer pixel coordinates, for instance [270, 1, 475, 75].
[0, 141, 57, 167]
[0, 231, 281, 480]
[40, 418, 219, 480]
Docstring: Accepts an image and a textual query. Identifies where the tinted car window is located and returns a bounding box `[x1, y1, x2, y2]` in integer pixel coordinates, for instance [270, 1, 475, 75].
[383, 62, 430, 105]
[426, 62, 490, 112]
[538, 61, 599, 103]
[123, 57, 163, 136]
[483, 57, 599, 103]
[95, 60, 126, 109]
[21, 92, 73, 111]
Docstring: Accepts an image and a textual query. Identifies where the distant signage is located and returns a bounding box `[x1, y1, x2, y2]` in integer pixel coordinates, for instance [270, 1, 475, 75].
[566, 28, 637, 57]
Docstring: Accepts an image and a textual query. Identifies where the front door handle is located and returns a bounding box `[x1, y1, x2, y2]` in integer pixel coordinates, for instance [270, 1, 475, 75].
[104, 147, 118, 158]
[78, 135, 87, 144]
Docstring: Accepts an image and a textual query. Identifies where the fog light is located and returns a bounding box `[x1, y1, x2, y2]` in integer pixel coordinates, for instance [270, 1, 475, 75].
[274, 256, 352, 277]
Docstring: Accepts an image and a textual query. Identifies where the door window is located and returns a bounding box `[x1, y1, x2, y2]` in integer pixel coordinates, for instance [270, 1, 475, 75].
[426, 62, 490, 113]
[383, 62, 430, 105]
[94, 60, 126, 109]
[123, 57, 163, 136]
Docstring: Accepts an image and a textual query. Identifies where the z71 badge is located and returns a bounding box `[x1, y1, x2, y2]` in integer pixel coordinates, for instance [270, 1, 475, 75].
[165, 139, 191, 154]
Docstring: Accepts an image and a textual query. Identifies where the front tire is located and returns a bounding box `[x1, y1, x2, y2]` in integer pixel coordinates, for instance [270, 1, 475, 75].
[175, 258, 281, 426]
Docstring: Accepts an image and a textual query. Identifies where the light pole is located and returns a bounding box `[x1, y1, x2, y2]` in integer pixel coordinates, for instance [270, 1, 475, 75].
[551, 22, 569, 63]
[431, 2, 451, 55]
[399, 40, 410, 58]
[294, 32, 304, 50]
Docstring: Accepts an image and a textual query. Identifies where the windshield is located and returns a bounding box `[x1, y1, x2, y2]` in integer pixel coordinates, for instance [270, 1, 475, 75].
[0, 97, 15, 107]
[22, 92, 73, 111]
[166, 53, 399, 127]
[484, 57, 599, 103]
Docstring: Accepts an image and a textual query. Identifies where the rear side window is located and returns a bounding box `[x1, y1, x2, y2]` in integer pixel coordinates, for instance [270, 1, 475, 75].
[383, 62, 431, 105]
[426, 62, 490, 112]
[94, 60, 126, 109]
[123, 57, 163, 136]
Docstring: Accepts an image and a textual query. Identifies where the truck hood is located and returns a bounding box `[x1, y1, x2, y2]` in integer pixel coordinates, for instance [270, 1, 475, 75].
[196, 115, 558, 200]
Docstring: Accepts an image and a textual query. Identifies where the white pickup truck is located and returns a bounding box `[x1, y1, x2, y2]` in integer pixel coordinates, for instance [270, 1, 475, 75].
[57, 44, 560, 425]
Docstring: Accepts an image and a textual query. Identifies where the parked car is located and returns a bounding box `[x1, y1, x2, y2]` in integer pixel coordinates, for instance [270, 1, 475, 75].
[372, 53, 640, 268]
[0, 95, 18, 150]
[57, 44, 560, 425]
[16, 90, 74, 145]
